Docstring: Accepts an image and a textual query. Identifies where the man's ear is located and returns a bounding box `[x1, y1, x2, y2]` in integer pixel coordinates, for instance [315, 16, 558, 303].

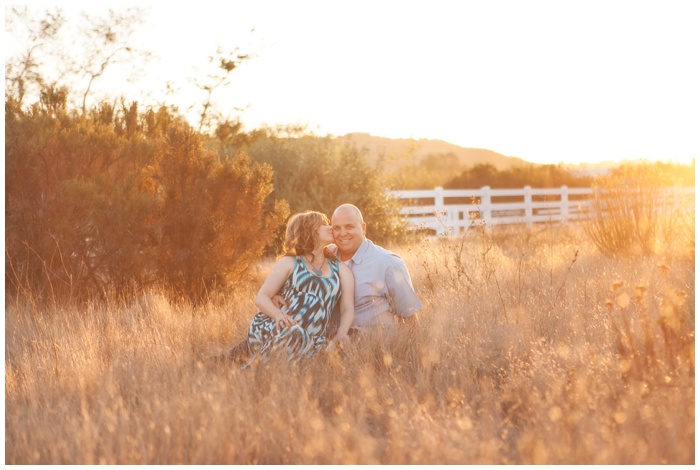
[362, 223, 367, 236]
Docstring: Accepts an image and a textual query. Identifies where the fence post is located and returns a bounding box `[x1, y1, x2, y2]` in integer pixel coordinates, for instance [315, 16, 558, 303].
[434, 186, 445, 208]
[560, 185, 569, 222]
[434, 186, 446, 235]
[524, 185, 533, 228]
[480, 186, 492, 230]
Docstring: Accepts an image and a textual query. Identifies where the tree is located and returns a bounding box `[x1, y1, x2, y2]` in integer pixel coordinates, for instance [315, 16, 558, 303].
[191, 47, 252, 134]
[5, 91, 161, 301]
[245, 129, 409, 247]
[5, 6, 152, 114]
[444, 163, 593, 189]
[390, 152, 464, 189]
[5, 7, 289, 304]
[69, 8, 151, 114]
[6, 94, 287, 303]
[142, 121, 287, 301]
[5, 7, 65, 107]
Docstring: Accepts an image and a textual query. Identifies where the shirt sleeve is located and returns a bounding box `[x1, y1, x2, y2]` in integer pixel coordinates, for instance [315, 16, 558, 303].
[385, 260, 422, 317]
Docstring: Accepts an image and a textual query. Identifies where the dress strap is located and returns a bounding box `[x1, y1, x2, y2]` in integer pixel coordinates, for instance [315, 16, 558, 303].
[328, 258, 340, 276]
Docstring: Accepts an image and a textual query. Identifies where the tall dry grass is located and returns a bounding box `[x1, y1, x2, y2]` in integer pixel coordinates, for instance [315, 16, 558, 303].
[5, 222, 695, 464]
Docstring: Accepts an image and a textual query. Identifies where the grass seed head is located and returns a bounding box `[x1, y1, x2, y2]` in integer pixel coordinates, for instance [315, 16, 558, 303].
[609, 280, 624, 294]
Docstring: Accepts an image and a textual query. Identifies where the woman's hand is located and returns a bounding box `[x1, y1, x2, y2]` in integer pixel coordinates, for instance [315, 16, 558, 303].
[271, 294, 287, 309]
[275, 314, 297, 330]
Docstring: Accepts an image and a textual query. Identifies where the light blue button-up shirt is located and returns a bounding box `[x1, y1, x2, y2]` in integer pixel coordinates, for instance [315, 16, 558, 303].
[340, 239, 422, 331]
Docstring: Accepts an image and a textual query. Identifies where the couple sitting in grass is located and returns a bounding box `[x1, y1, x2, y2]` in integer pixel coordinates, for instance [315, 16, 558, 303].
[230, 203, 422, 365]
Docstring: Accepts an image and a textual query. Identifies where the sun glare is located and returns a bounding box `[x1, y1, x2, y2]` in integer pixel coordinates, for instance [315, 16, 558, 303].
[6, 2, 699, 166]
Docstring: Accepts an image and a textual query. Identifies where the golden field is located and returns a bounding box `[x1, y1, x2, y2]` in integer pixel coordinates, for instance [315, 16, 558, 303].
[4, 223, 695, 464]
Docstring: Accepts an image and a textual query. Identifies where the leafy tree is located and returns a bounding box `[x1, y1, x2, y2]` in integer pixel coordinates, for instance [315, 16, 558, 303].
[244, 128, 409, 246]
[389, 152, 465, 189]
[444, 163, 593, 189]
[6, 93, 287, 304]
[5, 90, 160, 301]
[144, 122, 287, 301]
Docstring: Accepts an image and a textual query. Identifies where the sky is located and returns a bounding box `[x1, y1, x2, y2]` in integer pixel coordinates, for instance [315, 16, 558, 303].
[5, 1, 700, 165]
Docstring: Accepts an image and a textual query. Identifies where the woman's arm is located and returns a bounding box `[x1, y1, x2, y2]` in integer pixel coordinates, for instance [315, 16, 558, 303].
[255, 257, 297, 330]
[332, 263, 355, 345]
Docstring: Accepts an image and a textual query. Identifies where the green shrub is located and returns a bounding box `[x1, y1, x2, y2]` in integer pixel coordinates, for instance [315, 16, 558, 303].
[244, 129, 410, 247]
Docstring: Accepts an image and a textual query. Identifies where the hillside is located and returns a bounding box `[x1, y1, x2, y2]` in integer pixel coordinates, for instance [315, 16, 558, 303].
[336, 132, 529, 171]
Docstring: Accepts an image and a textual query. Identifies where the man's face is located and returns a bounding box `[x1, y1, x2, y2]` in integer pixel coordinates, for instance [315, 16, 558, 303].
[331, 209, 365, 260]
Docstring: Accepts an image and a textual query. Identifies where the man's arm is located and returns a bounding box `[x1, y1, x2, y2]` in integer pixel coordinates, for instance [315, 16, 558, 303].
[386, 260, 422, 318]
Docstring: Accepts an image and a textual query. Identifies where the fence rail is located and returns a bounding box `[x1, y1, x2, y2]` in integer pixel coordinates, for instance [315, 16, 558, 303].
[389, 185, 695, 236]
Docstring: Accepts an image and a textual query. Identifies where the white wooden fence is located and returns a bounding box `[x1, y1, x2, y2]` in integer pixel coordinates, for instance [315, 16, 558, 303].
[390, 185, 695, 236]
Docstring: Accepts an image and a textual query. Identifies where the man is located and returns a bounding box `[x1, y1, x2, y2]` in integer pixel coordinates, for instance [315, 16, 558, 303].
[329, 203, 421, 333]
[228, 203, 421, 361]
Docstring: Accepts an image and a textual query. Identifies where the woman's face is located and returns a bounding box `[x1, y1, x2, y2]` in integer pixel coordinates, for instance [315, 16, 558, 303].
[315, 221, 334, 246]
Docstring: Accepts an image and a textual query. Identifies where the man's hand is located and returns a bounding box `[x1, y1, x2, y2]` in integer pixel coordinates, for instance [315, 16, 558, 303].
[330, 332, 351, 349]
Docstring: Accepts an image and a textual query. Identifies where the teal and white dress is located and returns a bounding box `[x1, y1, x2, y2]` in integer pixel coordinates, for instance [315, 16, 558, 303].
[247, 256, 341, 363]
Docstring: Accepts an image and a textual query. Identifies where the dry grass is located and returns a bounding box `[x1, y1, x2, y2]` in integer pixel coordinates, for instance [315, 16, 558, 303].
[4, 223, 695, 464]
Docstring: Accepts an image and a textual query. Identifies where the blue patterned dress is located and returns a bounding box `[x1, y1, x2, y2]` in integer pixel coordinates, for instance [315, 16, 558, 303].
[247, 256, 341, 363]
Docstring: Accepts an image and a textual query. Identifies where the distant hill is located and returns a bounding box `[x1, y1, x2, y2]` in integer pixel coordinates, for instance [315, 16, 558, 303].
[336, 132, 529, 171]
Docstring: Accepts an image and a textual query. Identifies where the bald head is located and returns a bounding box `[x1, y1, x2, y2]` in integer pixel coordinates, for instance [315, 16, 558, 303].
[331, 204, 366, 260]
[332, 204, 364, 224]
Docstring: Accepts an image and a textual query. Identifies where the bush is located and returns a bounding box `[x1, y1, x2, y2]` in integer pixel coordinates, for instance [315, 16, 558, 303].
[444, 163, 594, 190]
[147, 123, 287, 301]
[244, 129, 410, 247]
[5, 93, 287, 304]
[583, 164, 687, 258]
[5, 92, 159, 301]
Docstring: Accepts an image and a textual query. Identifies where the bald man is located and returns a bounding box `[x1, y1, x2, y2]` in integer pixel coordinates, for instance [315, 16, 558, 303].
[329, 203, 421, 333]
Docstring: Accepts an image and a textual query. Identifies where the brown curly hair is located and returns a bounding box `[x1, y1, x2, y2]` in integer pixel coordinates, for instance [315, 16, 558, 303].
[283, 211, 335, 262]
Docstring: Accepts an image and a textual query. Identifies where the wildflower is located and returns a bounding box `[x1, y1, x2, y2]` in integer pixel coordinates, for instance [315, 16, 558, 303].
[634, 285, 648, 298]
[382, 353, 393, 368]
[673, 289, 688, 305]
[548, 406, 563, 422]
[616, 293, 630, 309]
[609, 280, 624, 294]
[657, 264, 671, 274]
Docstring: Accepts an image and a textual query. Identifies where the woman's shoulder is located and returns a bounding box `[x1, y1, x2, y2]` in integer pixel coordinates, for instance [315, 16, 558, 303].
[274, 255, 298, 270]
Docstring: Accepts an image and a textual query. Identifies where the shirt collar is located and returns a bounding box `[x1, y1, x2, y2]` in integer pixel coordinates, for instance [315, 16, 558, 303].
[350, 238, 371, 265]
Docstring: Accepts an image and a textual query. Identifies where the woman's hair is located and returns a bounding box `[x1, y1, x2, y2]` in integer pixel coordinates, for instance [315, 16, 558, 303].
[283, 211, 333, 261]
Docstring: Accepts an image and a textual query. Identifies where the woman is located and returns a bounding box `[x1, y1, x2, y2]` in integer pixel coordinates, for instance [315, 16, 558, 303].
[245, 211, 354, 364]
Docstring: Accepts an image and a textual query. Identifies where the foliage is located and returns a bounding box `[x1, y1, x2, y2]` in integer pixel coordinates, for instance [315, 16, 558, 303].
[5, 6, 150, 113]
[609, 159, 695, 187]
[4, 7, 65, 107]
[5, 94, 285, 303]
[6, 91, 156, 301]
[144, 123, 287, 300]
[582, 163, 689, 258]
[243, 128, 410, 247]
[192, 47, 252, 134]
[389, 152, 462, 189]
[444, 163, 594, 190]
